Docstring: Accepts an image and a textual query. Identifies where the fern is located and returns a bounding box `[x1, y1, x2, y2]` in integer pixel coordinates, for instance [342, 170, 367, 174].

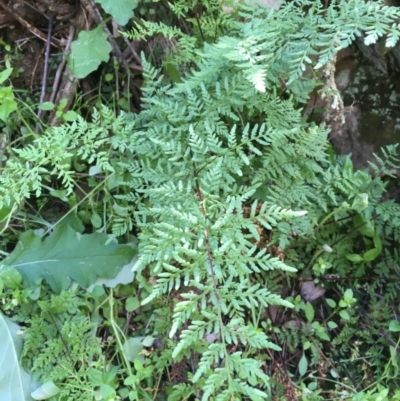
[4, 0, 400, 398]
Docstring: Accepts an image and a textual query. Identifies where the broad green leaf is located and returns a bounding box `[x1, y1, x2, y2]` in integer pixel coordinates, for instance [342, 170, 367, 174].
[126, 297, 140, 312]
[165, 63, 182, 83]
[123, 337, 145, 363]
[87, 255, 137, 291]
[354, 214, 374, 237]
[62, 110, 79, 122]
[0, 68, 12, 84]
[1, 223, 136, 292]
[298, 353, 308, 376]
[95, 0, 139, 25]
[31, 382, 60, 400]
[37, 102, 54, 111]
[0, 312, 35, 401]
[48, 189, 68, 201]
[373, 234, 382, 252]
[99, 384, 115, 400]
[0, 206, 13, 222]
[69, 24, 112, 79]
[89, 165, 102, 176]
[91, 212, 102, 229]
[345, 253, 364, 263]
[389, 320, 400, 332]
[308, 382, 318, 391]
[0, 86, 17, 122]
[305, 301, 314, 322]
[326, 298, 336, 308]
[142, 335, 155, 347]
[363, 247, 381, 262]
[390, 346, 398, 369]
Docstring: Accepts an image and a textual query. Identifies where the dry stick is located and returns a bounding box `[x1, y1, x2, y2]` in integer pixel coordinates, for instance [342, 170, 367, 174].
[50, 25, 75, 104]
[121, 35, 142, 66]
[30, 46, 45, 92]
[36, 13, 54, 133]
[35, 33, 51, 128]
[0, 0, 61, 48]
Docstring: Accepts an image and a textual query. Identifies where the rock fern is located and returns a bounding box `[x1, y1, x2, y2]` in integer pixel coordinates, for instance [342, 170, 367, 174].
[3, 0, 400, 399]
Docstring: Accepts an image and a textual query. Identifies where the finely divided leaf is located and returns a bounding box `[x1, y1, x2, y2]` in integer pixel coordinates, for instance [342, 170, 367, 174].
[1, 223, 136, 292]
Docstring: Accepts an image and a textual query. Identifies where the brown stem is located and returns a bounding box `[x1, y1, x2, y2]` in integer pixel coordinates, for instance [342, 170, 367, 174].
[0, 0, 61, 47]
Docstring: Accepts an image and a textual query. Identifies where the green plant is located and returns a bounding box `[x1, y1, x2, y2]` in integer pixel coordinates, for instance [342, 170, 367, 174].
[2, 0, 400, 400]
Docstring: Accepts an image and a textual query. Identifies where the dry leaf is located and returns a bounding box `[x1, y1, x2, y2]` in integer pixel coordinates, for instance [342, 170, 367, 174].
[301, 281, 326, 301]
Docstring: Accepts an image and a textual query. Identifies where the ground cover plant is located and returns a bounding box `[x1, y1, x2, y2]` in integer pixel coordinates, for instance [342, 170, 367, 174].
[0, 0, 400, 400]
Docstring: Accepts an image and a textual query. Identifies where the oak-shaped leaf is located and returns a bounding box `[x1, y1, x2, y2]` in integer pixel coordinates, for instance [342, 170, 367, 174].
[0, 223, 136, 292]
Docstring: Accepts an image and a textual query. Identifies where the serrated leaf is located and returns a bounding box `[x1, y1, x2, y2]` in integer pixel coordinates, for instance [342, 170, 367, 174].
[1, 223, 136, 292]
[69, 24, 112, 79]
[95, 0, 138, 25]
[0, 312, 35, 401]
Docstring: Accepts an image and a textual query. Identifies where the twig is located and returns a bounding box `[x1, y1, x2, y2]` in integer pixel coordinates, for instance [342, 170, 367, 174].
[38, 14, 53, 106]
[121, 35, 142, 66]
[0, 0, 61, 48]
[50, 25, 75, 104]
[35, 14, 54, 133]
